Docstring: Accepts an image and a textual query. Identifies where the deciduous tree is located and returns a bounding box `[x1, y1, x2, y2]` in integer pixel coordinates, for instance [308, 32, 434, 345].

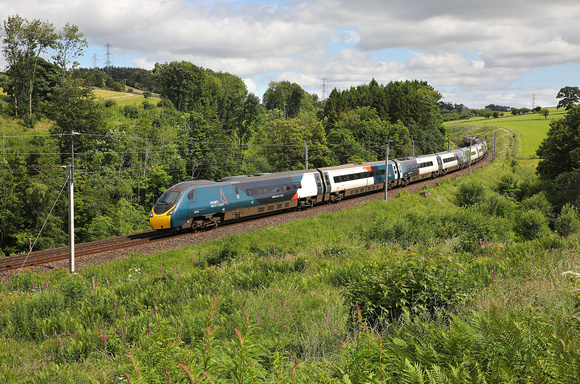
[556, 86, 580, 110]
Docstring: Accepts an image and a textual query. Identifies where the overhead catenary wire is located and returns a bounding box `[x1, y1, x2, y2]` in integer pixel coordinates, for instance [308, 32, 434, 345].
[17, 173, 69, 275]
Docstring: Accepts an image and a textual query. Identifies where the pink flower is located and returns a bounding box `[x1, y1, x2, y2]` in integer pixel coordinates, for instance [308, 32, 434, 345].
[235, 328, 244, 348]
[113, 300, 117, 310]
[281, 296, 285, 307]
[326, 309, 331, 324]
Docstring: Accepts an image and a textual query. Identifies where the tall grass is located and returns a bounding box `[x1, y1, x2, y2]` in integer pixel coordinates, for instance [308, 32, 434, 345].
[0, 158, 579, 382]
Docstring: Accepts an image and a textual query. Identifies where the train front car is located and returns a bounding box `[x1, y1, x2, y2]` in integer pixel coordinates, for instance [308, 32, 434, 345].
[149, 180, 213, 230]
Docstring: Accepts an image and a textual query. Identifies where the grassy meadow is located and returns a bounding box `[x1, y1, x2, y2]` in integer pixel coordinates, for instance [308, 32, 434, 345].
[445, 107, 565, 157]
[93, 88, 158, 107]
[1, 156, 580, 382]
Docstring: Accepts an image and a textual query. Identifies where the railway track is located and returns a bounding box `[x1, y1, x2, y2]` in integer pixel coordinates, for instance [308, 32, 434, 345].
[1, 153, 490, 274]
[0, 230, 177, 273]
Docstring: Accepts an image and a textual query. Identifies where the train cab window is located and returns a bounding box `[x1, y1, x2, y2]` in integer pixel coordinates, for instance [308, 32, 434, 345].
[187, 190, 195, 200]
[235, 186, 239, 194]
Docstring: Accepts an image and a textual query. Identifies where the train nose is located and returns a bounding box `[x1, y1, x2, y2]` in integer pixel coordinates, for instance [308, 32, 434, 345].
[149, 211, 172, 230]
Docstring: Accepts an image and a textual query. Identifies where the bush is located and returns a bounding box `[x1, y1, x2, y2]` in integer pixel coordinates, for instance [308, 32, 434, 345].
[103, 99, 116, 108]
[513, 209, 550, 241]
[123, 105, 139, 119]
[345, 255, 472, 325]
[143, 91, 152, 98]
[456, 180, 486, 207]
[554, 204, 580, 237]
[142, 100, 155, 110]
[520, 191, 553, 219]
[496, 173, 520, 200]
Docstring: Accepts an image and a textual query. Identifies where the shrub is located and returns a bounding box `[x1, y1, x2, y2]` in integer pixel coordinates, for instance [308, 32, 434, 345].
[554, 204, 580, 237]
[496, 173, 520, 200]
[123, 105, 139, 119]
[103, 99, 116, 108]
[481, 194, 516, 218]
[142, 100, 155, 110]
[345, 255, 472, 325]
[456, 180, 486, 207]
[513, 209, 550, 241]
[519, 191, 553, 220]
[143, 91, 152, 98]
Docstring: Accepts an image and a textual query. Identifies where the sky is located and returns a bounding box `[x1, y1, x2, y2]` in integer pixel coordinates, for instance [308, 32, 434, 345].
[1, 0, 580, 109]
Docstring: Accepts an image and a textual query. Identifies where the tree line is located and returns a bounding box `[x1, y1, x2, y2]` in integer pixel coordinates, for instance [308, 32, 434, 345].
[0, 15, 451, 255]
[1, 14, 578, 256]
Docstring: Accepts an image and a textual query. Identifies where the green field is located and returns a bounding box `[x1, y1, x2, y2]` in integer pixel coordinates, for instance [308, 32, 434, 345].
[444, 107, 566, 157]
[93, 88, 155, 107]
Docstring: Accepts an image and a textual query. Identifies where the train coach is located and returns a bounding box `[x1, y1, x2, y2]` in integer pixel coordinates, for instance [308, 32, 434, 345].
[149, 137, 487, 231]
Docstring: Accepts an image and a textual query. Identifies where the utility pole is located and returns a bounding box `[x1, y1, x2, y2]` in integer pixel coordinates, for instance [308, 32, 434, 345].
[69, 131, 80, 273]
[468, 131, 472, 175]
[384, 140, 393, 201]
[68, 164, 75, 273]
[493, 128, 496, 161]
[304, 141, 308, 170]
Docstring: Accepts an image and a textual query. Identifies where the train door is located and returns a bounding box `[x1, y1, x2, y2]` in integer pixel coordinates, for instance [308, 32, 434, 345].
[314, 173, 324, 203]
[187, 189, 198, 218]
[233, 185, 243, 219]
[436, 155, 443, 174]
[322, 172, 332, 201]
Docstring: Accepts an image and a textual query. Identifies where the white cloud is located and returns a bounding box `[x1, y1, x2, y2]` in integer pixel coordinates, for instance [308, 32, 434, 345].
[2, 0, 579, 107]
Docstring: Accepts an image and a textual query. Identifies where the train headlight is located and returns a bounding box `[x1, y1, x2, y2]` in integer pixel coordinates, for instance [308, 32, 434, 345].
[149, 211, 153, 218]
[167, 207, 176, 216]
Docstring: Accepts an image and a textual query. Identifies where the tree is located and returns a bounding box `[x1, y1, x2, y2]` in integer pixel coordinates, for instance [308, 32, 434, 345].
[536, 105, 580, 178]
[536, 105, 580, 209]
[263, 81, 306, 120]
[52, 23, 88, 82]
[48, 80, 108, 163]
[1, 15, 58, 119]
[556, 86, 580, 110]
[259, 114, 330, 171]
[151, 61, 205, 112]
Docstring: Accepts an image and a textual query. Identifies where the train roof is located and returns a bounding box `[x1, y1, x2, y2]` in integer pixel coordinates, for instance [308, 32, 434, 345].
[169, 180, 217, 190]
[219, 169, 317, 182]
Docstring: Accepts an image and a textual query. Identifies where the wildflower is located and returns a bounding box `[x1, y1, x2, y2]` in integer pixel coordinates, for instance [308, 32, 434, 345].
[179, 363, 196, 382]
[114, 300, 117, 310]
[235, 328, 244, 348]
[281, 296, 285, 307]
[326, 309, 331, 324]
[103, 332, 107, 345]
[165, 369, 173, 384]
[147, 324, 150, 335]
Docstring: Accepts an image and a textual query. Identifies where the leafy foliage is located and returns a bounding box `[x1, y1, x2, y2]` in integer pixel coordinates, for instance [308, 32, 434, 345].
[345, 254, 472, 325]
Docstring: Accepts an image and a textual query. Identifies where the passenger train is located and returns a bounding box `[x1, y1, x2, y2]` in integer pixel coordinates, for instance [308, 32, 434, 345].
[149, 137, 487, 230]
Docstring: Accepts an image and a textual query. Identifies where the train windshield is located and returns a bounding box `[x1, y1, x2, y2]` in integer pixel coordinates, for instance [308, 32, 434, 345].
[153, 191, 181, 214]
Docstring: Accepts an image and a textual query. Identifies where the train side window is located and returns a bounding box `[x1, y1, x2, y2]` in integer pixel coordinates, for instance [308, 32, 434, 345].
[187, 190, 195, 200]
[235, 186, 239, 194]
